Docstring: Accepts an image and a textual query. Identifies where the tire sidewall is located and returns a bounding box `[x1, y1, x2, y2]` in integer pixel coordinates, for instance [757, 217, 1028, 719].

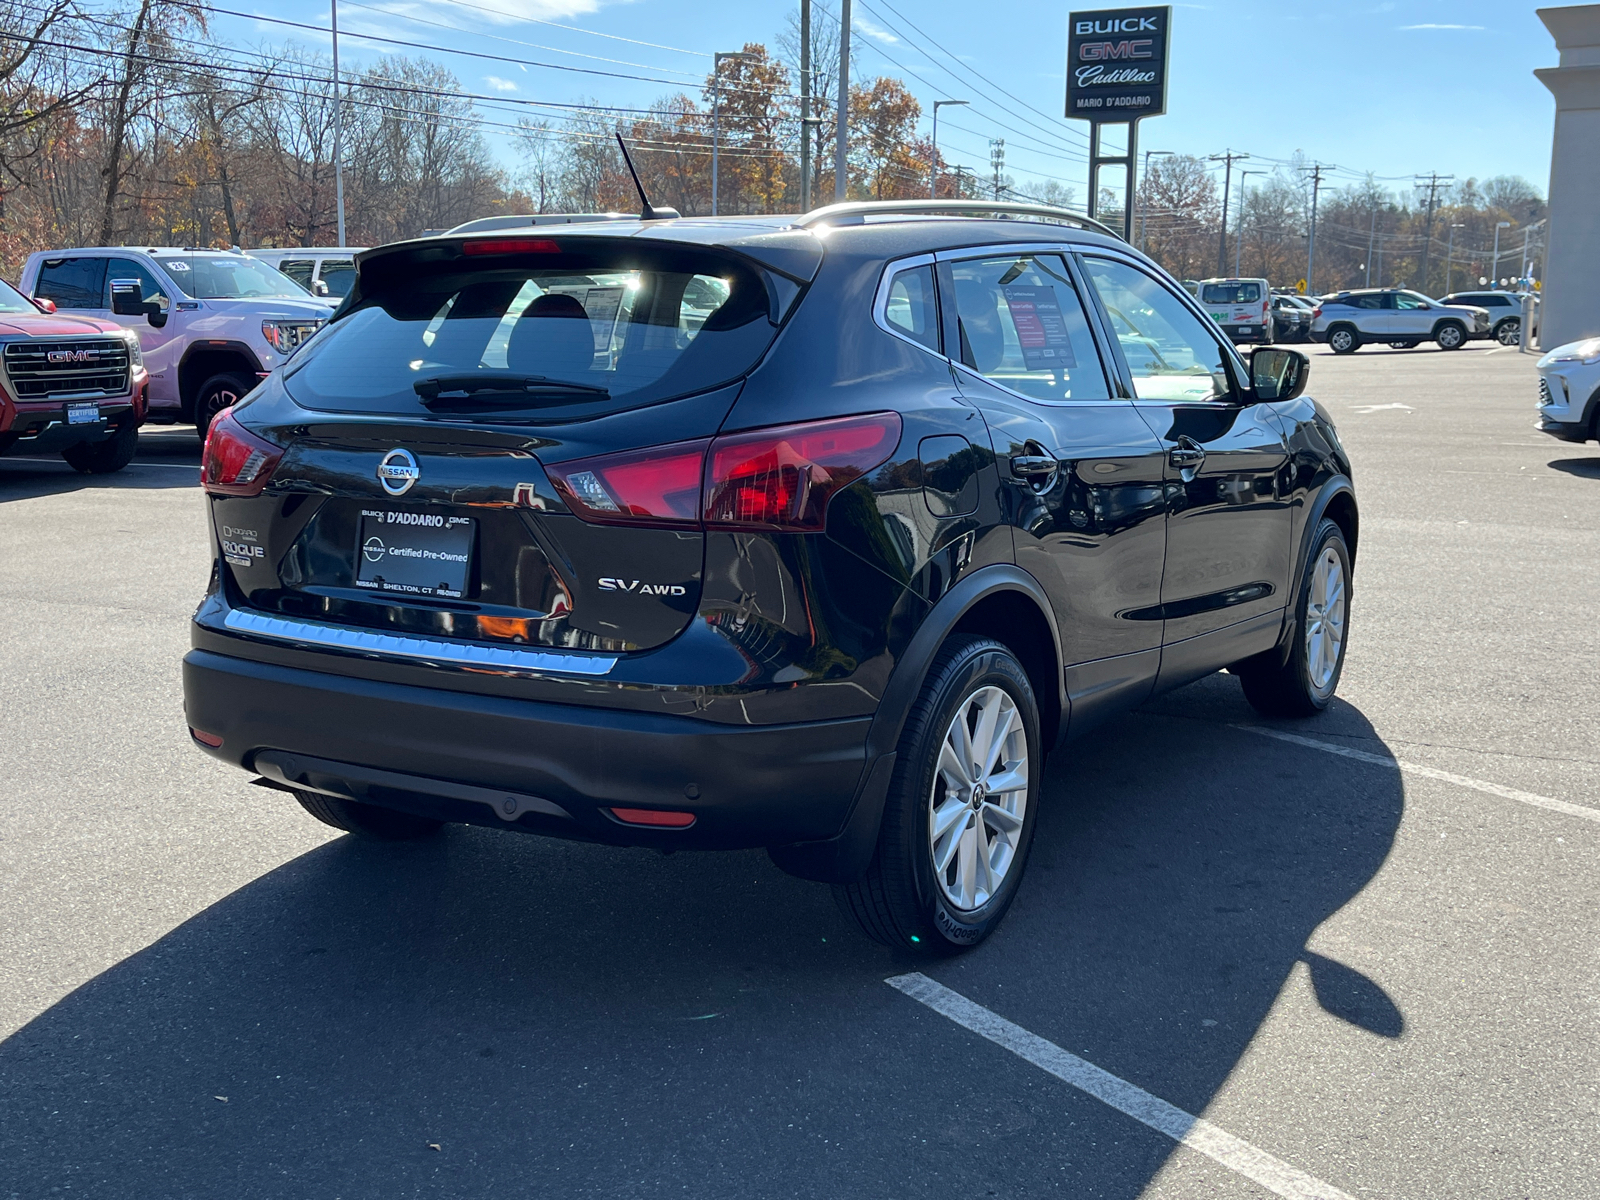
[899, 644, 1042, 949]
[1435, 322, 1464, 349]
[195, 373, 252, 436]
[1291, 521, 1352, 709]
[1329, 327, 1357, 354]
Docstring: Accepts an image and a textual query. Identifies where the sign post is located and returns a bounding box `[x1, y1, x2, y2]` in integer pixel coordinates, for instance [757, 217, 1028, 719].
[1066, 6, 1171, 240]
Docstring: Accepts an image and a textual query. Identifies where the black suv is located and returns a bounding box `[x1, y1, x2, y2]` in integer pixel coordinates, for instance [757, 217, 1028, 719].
[183, 201, 1357, 951]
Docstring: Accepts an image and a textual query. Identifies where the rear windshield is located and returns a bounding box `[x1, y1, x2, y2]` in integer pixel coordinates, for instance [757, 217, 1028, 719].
[1201, 282, 1262, 304]
[162, 255, 308, 300]
[284, 243, 777, 418]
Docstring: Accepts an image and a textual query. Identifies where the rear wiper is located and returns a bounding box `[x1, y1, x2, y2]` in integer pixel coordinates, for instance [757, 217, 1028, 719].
[413, 373, 610, 407]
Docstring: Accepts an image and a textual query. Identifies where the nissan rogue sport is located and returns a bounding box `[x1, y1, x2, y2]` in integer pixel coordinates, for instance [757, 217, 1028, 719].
[182, 201, 1359, 952]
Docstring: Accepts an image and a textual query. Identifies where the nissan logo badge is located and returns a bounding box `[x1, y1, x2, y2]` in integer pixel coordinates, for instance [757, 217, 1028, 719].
[376, 448, 420, 496]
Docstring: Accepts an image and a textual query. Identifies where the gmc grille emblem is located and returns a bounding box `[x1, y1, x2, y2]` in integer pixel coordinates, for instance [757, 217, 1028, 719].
[47, 349, 98, 363]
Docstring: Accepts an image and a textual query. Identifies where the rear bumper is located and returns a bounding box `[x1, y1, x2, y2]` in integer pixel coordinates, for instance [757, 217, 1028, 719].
[182, 647, 872, 850]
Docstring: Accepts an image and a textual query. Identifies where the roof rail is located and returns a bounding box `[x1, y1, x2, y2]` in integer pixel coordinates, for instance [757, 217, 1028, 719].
[793, 199, 1124, 242]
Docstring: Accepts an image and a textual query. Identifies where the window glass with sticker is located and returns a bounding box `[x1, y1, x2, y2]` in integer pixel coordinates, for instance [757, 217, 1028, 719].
[161, 255, 306, 300]
[1081, 257, 1233, 403]
[947, 253, 1108, 401]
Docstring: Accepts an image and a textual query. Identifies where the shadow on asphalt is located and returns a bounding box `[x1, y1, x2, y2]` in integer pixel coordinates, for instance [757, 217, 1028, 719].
[0, 673, 1404, 1197]
[1548, 457, 1600, 479]
[0, 427, 199, 499]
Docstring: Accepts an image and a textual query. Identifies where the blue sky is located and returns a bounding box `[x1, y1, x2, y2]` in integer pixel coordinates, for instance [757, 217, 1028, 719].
[209, 0, 1562, 202]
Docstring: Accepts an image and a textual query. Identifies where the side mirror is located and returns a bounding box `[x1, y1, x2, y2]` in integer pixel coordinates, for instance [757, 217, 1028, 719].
[32, 296, 56, 314]
[1250, 346, 1309, 402]
[110, 277, 144, 316]
[313, 279, 331, 297]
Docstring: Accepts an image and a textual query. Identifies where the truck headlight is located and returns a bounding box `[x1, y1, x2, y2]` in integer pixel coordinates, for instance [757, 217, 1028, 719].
[120, 330, 143, 367]
[261, 319, 324, 356]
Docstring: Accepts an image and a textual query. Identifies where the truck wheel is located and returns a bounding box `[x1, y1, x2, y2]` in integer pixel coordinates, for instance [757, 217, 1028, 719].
[834, 636, 1041, 953]
[1434, 322, 1466, 350]
[1495, 319, 1520, 347]
[1328, 326, 1360, 354]
[292, 788, 445, 840]
[194, 373, 254, 440]
[1235, 519, 1351, 717]
[60, 421, 138, 474]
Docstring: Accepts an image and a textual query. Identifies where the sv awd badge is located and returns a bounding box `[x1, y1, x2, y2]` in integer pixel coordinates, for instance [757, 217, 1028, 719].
[599, 577, 688, 596]
[376, 448, 420, 496]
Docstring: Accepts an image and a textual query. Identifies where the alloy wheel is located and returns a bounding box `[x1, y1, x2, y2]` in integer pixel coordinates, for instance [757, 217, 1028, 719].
[928, 685, 1030, 911]
[1438, 325, 1464, 349]
[1305, 546, 1347, 694]
[1330, 329, 1354, 352]
[1496, 321, 1520, 347]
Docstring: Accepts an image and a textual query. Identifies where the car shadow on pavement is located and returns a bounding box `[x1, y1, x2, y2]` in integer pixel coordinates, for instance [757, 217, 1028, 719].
[1547, 457, 1600, 479]
[0, 428, 200, 499]
[0, 675, 1404, 1199]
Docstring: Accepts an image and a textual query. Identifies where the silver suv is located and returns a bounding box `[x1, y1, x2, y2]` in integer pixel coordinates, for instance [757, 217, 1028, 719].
[1310, 289, 1490, 354]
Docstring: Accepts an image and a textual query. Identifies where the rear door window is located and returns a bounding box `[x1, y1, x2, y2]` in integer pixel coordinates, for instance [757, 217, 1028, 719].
[317, 258, 356, 298]
[1349, 294, 1387, 310]
[285, 242, 778, 419]
[277, 259, 316, 291]
[945, 253, 1108, 401]
[36, 257, 107, 309]
[1081, 257, 1232, 403]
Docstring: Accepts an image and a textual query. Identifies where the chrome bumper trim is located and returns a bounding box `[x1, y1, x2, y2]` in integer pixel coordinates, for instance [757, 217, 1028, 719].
[221, 608, 618, 677]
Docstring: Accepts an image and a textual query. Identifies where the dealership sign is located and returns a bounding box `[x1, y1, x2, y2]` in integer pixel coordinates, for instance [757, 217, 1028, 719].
[1066, 6, 1171, 120]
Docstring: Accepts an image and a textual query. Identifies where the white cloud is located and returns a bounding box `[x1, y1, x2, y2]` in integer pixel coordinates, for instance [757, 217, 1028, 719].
[1399, 22, 1485, 30]
[854, 16, 899, 44]
[485, 75, 519, 91]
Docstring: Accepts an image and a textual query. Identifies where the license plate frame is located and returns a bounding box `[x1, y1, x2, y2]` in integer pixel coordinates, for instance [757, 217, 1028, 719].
[354, 508, 476, 599]
[65, 401, 100, 425]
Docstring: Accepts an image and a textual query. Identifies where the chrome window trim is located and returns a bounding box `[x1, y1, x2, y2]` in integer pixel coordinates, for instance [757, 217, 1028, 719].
[222, 608, 619, 677]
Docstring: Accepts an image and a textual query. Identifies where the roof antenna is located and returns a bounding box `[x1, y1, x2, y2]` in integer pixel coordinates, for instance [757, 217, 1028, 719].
[615, 133, 678, 221]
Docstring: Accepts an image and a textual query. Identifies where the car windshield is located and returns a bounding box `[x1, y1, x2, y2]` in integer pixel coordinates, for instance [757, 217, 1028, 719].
[1201, 282, 1262, 304]
[0, 277, 38, 314]
[284, 241, 776, 419]
[162, 255, 308, 300]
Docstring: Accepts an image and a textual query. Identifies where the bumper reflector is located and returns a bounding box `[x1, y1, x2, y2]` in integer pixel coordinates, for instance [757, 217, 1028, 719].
[190, 727, 224, 748]
[608, 807, 696, 828]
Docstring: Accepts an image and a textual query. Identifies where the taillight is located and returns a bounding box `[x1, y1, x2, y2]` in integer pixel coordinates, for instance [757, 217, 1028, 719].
[462, 238, 561, 256]
[542, 412, 903, 533]
[202, 408, 283, 496]
[705, 412, 902, 530]
[546, 438, 709, 527]
[1312, 306, 1322, 318]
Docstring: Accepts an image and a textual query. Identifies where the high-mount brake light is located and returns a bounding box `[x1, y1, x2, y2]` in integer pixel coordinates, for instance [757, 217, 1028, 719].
[202, 408, 283, 497]
[705, 412, 902, 531]
[462, 238, 562, 256]
[546, 439, 709, 527]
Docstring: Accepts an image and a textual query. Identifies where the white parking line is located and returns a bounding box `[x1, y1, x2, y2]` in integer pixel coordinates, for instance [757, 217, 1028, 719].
[887, 973, 1357, 1200]
[1231, 725, 1600, 826]
[0, 457, 196, 471]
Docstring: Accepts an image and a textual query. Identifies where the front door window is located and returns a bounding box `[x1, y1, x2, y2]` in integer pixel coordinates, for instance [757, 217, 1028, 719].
[1080, 257, 1232, 403]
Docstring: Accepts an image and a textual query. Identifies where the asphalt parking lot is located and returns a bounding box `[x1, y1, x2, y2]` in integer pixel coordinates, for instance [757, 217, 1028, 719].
[3, 341, 1596, 1199]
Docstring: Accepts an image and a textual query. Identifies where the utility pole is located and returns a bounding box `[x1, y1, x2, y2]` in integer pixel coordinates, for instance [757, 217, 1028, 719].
[833, 0, 850, 203]
[1304, 163, 1327, 294]
[331, 0, 345, 247]
[1137, 149, 1172, 252]
[1208, 150, 1248, 277]
[1445, 222, 1464, 294]
[930, 100, 968, 199]
[1234, 168, 1255, 278]
[989, 139, 1005, 201]
[799, 0, 810, 211]
[1365, 204, 1377, 287]
[1414, 171, 1453, 294]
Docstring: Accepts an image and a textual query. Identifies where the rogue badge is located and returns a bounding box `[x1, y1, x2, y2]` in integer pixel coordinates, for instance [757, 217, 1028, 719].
[376, 448, 420, 497]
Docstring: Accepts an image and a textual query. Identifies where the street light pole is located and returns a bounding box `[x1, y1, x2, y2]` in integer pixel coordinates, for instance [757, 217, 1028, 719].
[1492, 220, 1511, 288]
[1234, 169, 1254, 278]
[1445, 222, 1464, 295]
[711, 51, 756, 217]
[331, 0, 345, 247]
[930, 100, 968, 199]
[799, 0, 811, 211]
[1208, 150, 1248, 277]
[834, 0, 850, 202]
[1137, 149, 1171, 252]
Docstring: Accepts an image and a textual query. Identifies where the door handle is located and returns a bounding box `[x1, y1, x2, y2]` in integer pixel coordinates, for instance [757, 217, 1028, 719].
[1168, 441, 1206, 469]
[1010, 454, 1058, 479]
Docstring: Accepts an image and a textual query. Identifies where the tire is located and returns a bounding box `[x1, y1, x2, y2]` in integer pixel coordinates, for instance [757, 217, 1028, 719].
[835, 636, 1042, 953]
[292, 788, 445, 840]
[1236, 518, 1351, 718]
[1434, 322, 1466, 350]
[60, 421, 138, 474]
[1388, 341, 1416, 350]
[193, 372, 254, 440]
[1327, 326, 1360, 354]
[1495, 319, 1520, 347]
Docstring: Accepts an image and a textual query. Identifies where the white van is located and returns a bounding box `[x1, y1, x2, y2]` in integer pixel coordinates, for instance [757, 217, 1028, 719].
[248, 247, 367, 301]
[1198, 278, 1273, 345]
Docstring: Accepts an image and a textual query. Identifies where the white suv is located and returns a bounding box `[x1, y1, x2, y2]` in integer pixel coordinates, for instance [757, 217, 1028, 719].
[20, 247, 334, 436]
[1310, 288, 1490, 354]
[247, 247, 367, 301]
[1536, 337, 1600, 443]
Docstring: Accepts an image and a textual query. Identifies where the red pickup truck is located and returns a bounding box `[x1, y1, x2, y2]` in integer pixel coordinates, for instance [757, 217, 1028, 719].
[0, 276, 149, 474]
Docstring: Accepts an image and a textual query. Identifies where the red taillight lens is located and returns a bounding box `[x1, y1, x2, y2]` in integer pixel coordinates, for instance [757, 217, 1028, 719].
[202, 408, 283, 496]
[1312, 306, 1322, 318]
[545, 438, 709, 527]
[705, 412, 902, 531]
[462, 238, 562, 256]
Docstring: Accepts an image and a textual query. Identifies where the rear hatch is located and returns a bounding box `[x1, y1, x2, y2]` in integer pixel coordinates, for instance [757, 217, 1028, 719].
[207, 234, 794, 654]
[1201, 281, 1266, 328]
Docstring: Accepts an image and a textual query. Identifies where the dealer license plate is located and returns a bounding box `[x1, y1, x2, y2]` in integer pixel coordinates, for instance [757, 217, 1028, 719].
[66, 401, 100, 425]
[355, 509, 475, 599]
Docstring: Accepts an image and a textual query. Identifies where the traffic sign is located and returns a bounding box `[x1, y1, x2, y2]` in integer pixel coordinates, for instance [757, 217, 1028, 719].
[1296, 278, 1307, 294]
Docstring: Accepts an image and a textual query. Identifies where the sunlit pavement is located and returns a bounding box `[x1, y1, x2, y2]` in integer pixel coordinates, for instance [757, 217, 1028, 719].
[3, 344, 1596, 1198]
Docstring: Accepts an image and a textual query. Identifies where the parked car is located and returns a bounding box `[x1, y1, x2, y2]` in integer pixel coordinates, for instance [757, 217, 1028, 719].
[0, 276, 150, 473]
[1438, 290, 1539, 347]
[20, 247, 334, 437]
[1310, 288, 1490, 353]
[182, 200, 1358, 952]
[1198, 278, 1274, 345]
[248, 247, 367, 301]
[1271, 294, 1312, 343]
[1536, 336, 1600, 443]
